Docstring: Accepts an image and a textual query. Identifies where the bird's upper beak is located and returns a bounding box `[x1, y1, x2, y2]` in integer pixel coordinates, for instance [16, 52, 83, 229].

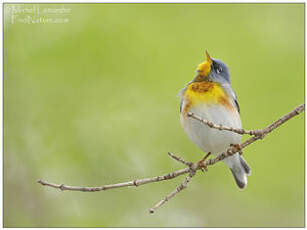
[196, 50, 212, 78]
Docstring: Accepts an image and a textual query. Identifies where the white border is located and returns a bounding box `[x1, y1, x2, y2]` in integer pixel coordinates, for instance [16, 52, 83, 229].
[0, 1, 305, 229]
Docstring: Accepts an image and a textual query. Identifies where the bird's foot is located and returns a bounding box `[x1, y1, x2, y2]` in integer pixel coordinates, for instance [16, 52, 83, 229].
[197, 152, 211, 171]
[230, 144, 243, 155]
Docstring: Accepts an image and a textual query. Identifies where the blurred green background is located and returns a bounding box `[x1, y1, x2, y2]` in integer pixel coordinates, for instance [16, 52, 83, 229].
[4, 3, 304, 227]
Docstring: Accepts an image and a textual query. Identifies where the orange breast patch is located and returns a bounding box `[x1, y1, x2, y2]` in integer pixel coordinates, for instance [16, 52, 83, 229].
[182, 81, 235, 114]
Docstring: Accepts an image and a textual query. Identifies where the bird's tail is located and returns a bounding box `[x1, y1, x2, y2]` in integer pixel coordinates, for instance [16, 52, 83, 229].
[223, 153, 251, 189]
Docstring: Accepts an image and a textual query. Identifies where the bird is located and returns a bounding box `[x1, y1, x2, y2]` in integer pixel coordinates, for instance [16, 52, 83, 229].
[179, 51, 251, 189]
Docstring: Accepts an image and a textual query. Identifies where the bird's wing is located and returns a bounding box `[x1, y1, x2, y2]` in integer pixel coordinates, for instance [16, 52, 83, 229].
[178, 85, 188, 113]
[234, 97, 240, 114]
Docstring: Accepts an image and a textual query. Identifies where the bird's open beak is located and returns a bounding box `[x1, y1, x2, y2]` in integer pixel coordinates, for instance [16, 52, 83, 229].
[196, 50, 212, 77]
[205, 50, 212, 64]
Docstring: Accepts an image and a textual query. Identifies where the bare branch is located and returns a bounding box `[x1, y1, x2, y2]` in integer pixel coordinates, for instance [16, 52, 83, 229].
[37, 167, 191, 192]
[37, 103, 305, 213]
[149, 152, 211, 213]
[167, 151, 193, 167]
[205, 104, 305, 166]
[187, 112, 263, 136]
[149, 170, 195, 214]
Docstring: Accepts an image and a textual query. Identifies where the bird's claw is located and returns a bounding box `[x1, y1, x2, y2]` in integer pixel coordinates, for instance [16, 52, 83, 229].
[230, 144, 243, 155]
[197, 152, 211, 171]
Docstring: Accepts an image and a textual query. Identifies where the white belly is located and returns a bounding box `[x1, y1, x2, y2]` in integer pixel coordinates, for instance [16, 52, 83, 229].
[181, 103, 242, 155]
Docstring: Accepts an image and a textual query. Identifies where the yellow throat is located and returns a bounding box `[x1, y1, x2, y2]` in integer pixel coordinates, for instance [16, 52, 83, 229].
[195, 50, 213, 81]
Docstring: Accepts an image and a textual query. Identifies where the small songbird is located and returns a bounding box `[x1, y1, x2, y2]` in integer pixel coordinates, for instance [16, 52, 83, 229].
[179, 51, 251, 189]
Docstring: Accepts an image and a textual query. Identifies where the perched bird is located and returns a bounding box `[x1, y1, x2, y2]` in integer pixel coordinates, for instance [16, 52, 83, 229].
[179, 51, 251, 189]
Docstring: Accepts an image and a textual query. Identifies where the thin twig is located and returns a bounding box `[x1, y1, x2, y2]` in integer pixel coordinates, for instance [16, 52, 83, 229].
[167, 151, 193, 167]
[149, 170, 195, 214]
[187, 112, 263, 136]
[149, 153, 206, 213]
[37, 103, 305, 214]
[37, 166, 191, 192]
[204, 104, 305, 167]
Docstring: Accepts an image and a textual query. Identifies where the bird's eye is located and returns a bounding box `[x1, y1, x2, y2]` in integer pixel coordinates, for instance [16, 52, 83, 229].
[216, 66, 222, 74]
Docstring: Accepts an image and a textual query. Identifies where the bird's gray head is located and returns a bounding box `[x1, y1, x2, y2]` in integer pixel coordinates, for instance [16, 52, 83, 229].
[193, 51, 231, 85]
[210, 58, 231, 84]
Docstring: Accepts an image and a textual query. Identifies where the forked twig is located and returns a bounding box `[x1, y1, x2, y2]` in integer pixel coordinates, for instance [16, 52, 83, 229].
[37, 103, 305, 214]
